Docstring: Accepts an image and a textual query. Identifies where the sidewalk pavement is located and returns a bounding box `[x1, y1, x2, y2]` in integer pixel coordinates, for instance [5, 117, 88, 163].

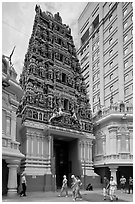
[2, 189, 133, 202]
[85, 189, 133, 202]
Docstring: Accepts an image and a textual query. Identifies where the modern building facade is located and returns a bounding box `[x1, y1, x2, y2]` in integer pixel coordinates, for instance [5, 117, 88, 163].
[17, 5, 100, 192]
[77, 2, 133, 186]
[77, 2, 133, 113]
[2, 55, 24, 195]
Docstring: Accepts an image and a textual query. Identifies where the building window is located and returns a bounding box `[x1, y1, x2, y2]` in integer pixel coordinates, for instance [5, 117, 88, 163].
[110, 85, 113, 91]
[81, 28, 89, 45]
[92, 15, 99, 30]
[109, 14, 113, 22]
[124, 60, 128, 69]
[124, 74, 129, 82]
[93, 54, 95, 61]
[131, 56, 133, 63]
[123, 9, 127, 17]
[131, 15, 133, 22]
[124, 35, 128, 43]
[109, 26, 113, 33]
[131, 29, 133, 35]
[109, 37, 113, 45]
[109, 3, 113, 9]
[93, 96, 95, 102]
[93, 64, 95, 71]
[124, 88, 129, 95]
[93, 45, 96, 51]
[93, 85, 96, 91]
[124, 47, 128, 55]
[109, 61, 113, 68]
[110, 73, 113, 80]
[97, 62, 99, 67]
[64, 99, 69, 110]
[109, 49, 113, 56]
[62, 73, 66, 83]
[124, 21, 128, 29]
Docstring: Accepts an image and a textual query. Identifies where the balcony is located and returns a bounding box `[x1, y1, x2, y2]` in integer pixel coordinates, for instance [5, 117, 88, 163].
[2, 136, 20, 150]
[93, 101, 133, 123]
[94, 153, 133, 167]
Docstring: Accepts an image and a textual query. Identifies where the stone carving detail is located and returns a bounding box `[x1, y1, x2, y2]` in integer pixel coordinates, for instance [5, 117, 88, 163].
[17, 5, 93, 132]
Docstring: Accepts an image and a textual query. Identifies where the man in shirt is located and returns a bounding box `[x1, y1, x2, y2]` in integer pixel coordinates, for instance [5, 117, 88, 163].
[128, 177, 133, 194]
[71, 175, 77, 201]
[20, 172, 27, 197]
[109, 176, 118, 201]
[58, 175, 68, 197]
[75, 176, 82, 201]
[102, 176, 110, 200]
[120, 175, 126, 193]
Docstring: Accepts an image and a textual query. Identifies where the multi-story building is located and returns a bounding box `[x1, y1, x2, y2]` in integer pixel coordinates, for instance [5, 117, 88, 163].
[2, 55, 24, 196]
[78, 2, 133, 113]
[17, 5, 100, 192]
[78, 2, 133, 186]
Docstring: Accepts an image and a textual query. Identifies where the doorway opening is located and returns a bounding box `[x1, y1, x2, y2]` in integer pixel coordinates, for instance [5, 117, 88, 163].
[53, 137, 81, 189]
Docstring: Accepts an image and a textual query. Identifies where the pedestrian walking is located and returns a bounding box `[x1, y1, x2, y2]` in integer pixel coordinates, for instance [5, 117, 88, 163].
[120, 175, 126, 193]
[102, 176, 110, 200]
[128, 177, 133, 194]
[58, 175, 68, 197]
[109, 176, 118, 201]
[71, 175, 77, 201]
[20, 172, 27, 197]
[75, 176, 82, 200]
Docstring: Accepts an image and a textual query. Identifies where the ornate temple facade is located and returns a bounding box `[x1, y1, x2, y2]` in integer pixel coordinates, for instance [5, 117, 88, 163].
[17, 5, 99, 191]
[2, 55, 24, 195]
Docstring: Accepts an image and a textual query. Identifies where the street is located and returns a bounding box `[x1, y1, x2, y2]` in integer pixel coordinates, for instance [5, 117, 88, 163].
[2, 189, 133, 202]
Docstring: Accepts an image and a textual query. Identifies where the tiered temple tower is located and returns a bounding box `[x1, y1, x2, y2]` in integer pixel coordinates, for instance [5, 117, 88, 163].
[17, 5, 99, 191]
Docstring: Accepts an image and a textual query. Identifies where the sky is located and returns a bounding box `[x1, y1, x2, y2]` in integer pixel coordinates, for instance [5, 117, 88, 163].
[2, 1, 88, 81]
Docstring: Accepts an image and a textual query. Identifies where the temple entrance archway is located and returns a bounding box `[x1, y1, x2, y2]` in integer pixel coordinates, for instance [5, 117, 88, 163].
[53, 137, 81, 189]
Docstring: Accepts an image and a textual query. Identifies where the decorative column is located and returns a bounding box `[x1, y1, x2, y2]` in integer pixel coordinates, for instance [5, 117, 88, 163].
[48, 136, 52, 160]
[11, 111, 16, 141]
[6, 159, 20, 197]
[88, 141, 93, 162]
[125, 134, 129, 152]
[109, 165, 118, 183]
[37, 134, 40, 156]
[130, 132, 133, 155]
[102, 137, 106, 155]
[108, 127, 117, 154]
[41, 137, 44, 157]
[117, 133, 121, 153]
[6, 111, 11, 137]
[79, 140, 83, 161]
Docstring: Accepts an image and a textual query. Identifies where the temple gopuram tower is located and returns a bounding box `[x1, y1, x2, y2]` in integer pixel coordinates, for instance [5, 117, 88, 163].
[18, 5, 99, 191]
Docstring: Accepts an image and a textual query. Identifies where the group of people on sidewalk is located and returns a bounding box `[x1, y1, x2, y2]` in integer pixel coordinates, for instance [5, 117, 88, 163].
[18, 172, 133, 202]
[103, 175, 118, 201]
[58, 174, 82, 201]
[103, 175, 133, 201]
[120, 175, 133, 194]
